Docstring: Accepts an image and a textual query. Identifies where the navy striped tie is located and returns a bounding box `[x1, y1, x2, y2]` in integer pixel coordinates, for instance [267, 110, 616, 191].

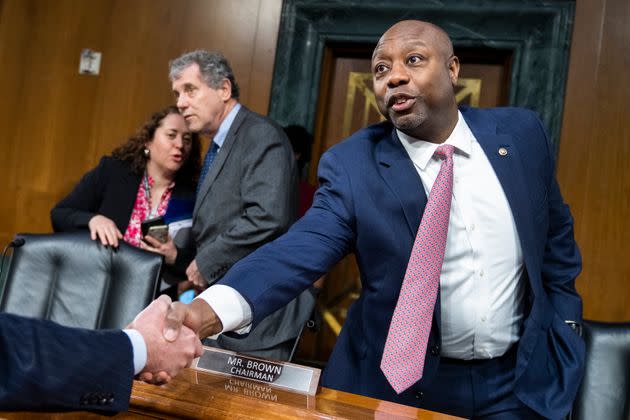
[197, 141, 219, 195]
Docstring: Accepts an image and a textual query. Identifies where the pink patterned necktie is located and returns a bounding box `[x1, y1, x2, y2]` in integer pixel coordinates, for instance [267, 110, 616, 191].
[381, 143, 455, 394]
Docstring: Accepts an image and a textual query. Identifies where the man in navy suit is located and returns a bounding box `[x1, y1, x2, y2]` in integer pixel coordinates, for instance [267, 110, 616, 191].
[0, 295, 202, 412]
[160, 20, 584, 419]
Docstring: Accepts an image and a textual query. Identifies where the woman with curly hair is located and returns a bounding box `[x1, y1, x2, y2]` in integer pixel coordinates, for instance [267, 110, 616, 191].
[51, 106, 200, 265]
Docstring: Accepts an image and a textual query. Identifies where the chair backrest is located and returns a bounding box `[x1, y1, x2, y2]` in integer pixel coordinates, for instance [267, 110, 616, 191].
[0, 232, 162, 330]
[571, 320, 630, 420]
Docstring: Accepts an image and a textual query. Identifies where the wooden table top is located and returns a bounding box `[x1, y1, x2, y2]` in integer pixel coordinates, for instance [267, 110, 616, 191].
[1, 368, 462, 419]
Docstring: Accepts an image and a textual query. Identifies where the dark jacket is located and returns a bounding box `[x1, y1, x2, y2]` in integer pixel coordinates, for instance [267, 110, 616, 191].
[51, 156, 195, 234]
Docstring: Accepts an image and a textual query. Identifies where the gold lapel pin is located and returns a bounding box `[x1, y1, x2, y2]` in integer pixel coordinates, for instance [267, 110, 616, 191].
[498, 147, 508, 157]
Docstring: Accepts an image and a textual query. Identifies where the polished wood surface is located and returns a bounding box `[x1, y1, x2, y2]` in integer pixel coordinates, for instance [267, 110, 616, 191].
[0, 0, 282, 246]
[0, 369, 462, 419]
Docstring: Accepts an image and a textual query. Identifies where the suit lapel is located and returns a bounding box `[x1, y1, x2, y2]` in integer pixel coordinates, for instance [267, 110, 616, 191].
[193, 106, 248, 218]
[376, 129, 427, 237]
[462, 108, 538, 277]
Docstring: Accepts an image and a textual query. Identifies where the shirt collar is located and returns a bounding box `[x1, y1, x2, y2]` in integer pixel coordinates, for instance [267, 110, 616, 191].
[213, 102, 242, 148]
[396, 110, 474, 170]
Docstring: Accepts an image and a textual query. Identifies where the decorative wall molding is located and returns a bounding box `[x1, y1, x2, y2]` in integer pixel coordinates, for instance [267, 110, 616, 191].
[269, 0, 574, 154]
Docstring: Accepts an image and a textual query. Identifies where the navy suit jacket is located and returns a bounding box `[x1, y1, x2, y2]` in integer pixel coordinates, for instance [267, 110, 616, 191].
[219, 107, 585, 419]
[0, 313, 133, 412]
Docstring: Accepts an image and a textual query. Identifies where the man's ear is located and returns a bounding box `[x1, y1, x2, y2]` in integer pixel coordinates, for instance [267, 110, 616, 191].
[220, 79, 232, 102]
[448, 55, 460, 86]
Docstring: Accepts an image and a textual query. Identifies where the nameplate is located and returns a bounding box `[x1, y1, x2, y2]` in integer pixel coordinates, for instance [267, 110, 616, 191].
[192, 346, 321, 396]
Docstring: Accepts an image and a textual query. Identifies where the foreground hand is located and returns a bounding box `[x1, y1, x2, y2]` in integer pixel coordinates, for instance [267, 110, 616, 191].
[141, 234, 178, 265]
[128, 295, 203, 384]
[186, 260, 208, 290]
[88, 215, 123, 247]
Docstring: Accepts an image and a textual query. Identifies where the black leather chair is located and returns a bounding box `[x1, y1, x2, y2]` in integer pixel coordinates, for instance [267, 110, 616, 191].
[571, 320, 630, 420]
[0, 232, 163, 330]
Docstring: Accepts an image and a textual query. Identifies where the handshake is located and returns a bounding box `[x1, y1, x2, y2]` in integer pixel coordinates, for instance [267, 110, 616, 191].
[127, 295, 220, 384]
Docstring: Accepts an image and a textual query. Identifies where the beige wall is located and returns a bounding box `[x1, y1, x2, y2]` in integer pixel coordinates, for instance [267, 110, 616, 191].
[0, 0, 628, 321]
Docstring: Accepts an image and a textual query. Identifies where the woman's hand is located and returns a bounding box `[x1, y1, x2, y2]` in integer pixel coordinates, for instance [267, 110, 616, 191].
[142, 234, 178, 265]
[88, 215, 123, 247]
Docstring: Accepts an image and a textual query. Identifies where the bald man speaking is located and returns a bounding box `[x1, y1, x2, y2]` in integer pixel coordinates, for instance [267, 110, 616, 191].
[158, 21, 584, 419]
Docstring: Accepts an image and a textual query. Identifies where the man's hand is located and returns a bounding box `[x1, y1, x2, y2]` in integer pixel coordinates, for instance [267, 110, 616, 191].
[186, 259, 208, 290]
[88, 215, 123, 247]
[163, 299, 223, 343]
[128, 295, 203, 384]
[141, 235, 178, 265]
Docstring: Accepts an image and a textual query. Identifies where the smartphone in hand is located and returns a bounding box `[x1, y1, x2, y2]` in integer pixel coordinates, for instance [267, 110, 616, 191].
[141, 217, 168, 243]
[147, 225, 168, 243]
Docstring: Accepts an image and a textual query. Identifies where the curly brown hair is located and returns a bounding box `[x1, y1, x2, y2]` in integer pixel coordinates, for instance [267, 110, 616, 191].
[111, 106, 201, 186]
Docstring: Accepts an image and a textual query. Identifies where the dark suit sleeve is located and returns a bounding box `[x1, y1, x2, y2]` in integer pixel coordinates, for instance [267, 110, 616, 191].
[219, 149, 355, 325]
[50, 157, 111, 232]
[0, 313, 134, 412]
[535, 115, 583, 323]
[196, 122, 298, 282]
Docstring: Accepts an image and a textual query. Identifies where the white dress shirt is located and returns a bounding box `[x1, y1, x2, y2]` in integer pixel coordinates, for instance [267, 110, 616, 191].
[124, 329, 147, 375]
[397, 111, 525, 359]
[198, 284, 252, 335]
[198, 112, 526, 360]
[213, 103, 241, 148]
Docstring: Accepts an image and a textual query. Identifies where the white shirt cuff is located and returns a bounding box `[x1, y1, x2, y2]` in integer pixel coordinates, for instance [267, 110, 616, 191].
[196, 284, 252, 337]
[123, 329, 147, 375]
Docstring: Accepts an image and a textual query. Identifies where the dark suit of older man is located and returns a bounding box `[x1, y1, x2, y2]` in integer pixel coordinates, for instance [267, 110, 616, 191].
[175, 105, 313, 360]
[168, 51, 315, 361]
